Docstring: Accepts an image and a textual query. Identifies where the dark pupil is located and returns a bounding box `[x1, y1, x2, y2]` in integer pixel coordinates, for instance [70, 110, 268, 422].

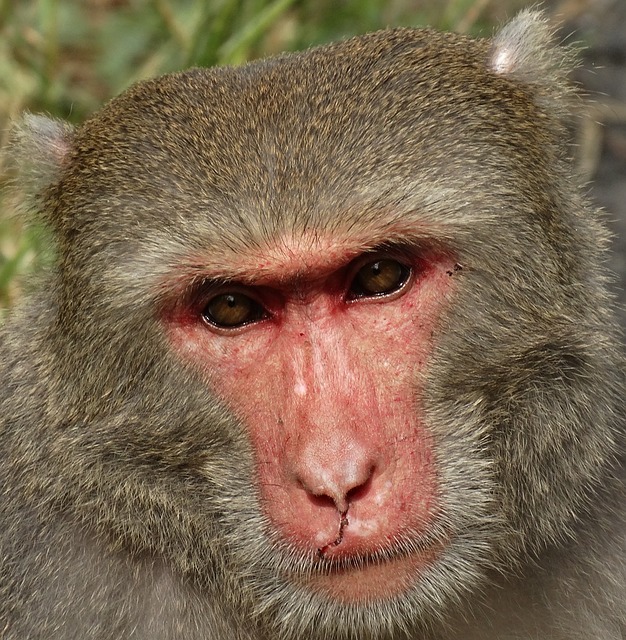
[355, 259, 407, 296]
[204, 293, 255, 327]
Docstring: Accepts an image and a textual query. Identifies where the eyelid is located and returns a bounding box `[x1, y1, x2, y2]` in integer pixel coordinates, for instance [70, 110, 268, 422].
[348, 246, 416, 273]
[193, 280, 265, 308]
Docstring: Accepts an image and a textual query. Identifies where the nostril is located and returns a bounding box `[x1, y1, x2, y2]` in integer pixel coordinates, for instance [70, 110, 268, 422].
[345, 470, 373, 504]
[298, 463, 376, 514]
[307, 492, 339, 510]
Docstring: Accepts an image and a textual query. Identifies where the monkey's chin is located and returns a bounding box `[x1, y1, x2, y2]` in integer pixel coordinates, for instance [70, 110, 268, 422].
[305, 547, 440, 604]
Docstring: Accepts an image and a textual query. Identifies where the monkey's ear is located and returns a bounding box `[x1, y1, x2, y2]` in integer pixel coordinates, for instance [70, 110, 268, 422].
[9, 114, 74, 215]
[488, 10, 575, 100]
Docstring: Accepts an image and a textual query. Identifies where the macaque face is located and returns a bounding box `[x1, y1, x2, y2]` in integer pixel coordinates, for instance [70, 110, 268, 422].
[167, 231, 459, 602]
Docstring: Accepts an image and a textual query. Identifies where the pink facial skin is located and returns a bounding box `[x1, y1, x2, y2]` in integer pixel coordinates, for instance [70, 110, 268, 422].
[166, 233, 457, 602]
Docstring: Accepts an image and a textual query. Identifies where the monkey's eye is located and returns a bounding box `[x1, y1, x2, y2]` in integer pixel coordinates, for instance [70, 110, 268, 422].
[348, 258, 412, 300]
[201, 292, 267, 329]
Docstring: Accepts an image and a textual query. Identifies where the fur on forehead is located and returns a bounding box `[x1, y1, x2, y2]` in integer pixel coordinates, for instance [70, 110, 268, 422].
[9, 10, 571, 242]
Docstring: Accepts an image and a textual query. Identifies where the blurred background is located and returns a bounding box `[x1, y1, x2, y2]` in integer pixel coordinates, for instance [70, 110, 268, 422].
[0, 0, 624, 318]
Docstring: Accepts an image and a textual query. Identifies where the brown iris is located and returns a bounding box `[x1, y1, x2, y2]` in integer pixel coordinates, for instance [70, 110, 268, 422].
[202, 292, 265, 328]
[349, 259, 411, 299]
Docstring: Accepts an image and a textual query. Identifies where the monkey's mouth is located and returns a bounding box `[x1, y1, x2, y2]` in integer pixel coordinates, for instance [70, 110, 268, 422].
[286, 529, 446, 603]
[289, 507, 449, 603]
[302, 544, 443, 603]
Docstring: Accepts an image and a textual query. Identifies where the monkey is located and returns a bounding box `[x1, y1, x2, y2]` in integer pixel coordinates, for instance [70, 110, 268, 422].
[0, 9, 624, 640]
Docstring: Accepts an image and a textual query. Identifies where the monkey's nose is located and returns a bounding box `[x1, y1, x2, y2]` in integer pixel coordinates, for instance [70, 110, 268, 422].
[295, 447, 375, 513]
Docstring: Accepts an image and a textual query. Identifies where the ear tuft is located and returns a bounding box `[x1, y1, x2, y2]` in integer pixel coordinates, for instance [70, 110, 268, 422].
[488, 10, 576, 100]
[8, 114, 74, 216]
